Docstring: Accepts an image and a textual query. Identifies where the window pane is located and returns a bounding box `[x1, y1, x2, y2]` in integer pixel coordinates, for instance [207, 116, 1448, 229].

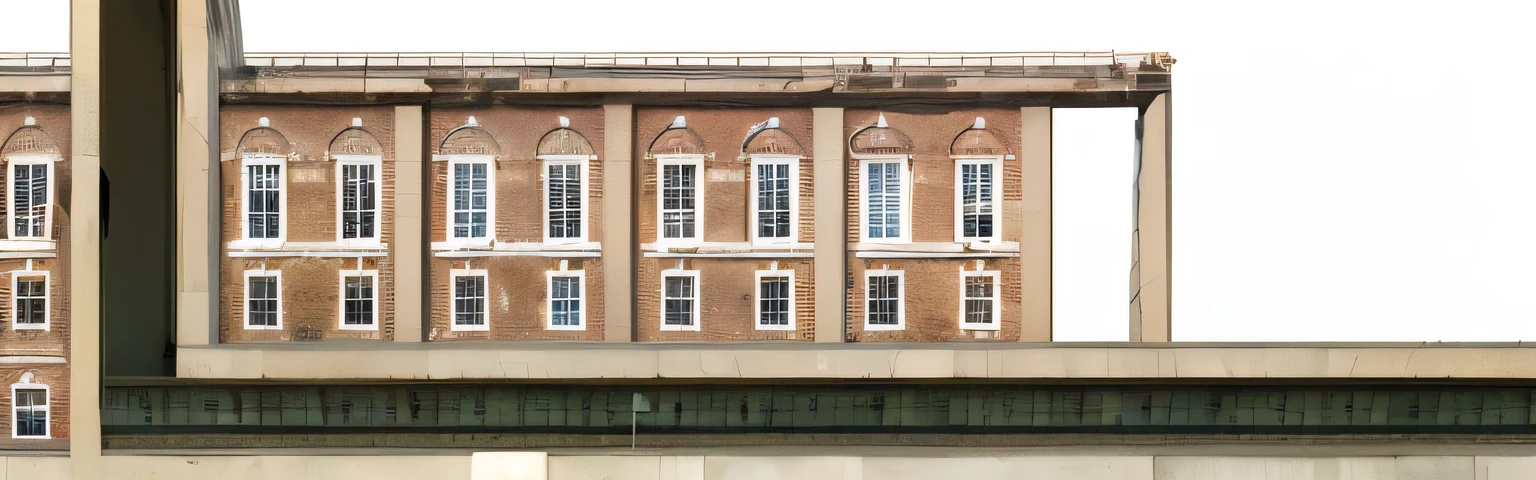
[454, 276, 486, 326]
[247, 276, 279, 327]
[341, 164, 377, 239]
[343, 276, 374, 325]
[661, 164, 697, 239]
[453, 163, 489, 239]
[758, 276, 790, 326]
[547, 163, 583, 239]
[663, 276, 695, 326]
[867, 275, 901, 325]
[15, 278, 46, 325]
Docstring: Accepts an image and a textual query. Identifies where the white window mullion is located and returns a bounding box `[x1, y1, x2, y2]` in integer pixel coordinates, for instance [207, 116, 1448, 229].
[241, 154, 286, 246]
[243, 269, 282, 330]
[660, 269, 701, 331]
[954, 157, 1001, 243]
[749, 154, 799, 246]
[960, 270, 1002, 331]
[541, 155, 589, 244]
[858, 156, 910, 244]
[754, 269, 795, 331]
[10, 269, 49, 331]
[10, 381, 49, 439]
[6, 154, 55, 240]
[447, 155, 495, 245]
[864, 269, 905, 331]
[339, 270, 378, 330]
[451, 269, 489, 331]
[656, 155, 704, 246]
[336, 154, 382, 244]
[546, 269, 586, 330]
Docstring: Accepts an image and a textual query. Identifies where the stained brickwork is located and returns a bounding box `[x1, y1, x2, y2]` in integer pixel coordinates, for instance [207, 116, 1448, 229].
[426, 107, 608, 341]
[843, 109, 1024, 342]
[0, 105, 71, 447]
[218, 106, 397, 342]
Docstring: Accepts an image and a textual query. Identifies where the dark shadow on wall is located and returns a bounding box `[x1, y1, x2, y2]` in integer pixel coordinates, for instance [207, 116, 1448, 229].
[100, 0, 177, 376]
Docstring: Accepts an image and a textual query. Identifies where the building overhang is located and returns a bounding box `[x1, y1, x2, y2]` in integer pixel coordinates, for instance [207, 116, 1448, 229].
[176, 342, 1536, 381]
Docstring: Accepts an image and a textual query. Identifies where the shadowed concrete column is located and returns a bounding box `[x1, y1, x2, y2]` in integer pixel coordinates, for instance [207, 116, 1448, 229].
[394, 106, 424, 342]
[71, 0, 103, 471]
[176, 0, 217, 347]
[1130, 93, 1172, 342]
[604, 104, 634, 342]
[1020, 107, 1052, 342]
[813, 108, 845, 342]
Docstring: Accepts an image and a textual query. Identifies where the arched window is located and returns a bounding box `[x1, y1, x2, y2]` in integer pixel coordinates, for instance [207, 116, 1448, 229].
[328, 119, 384, 244]
[439, 117, 500, 246]
[849, 114, 913, 244]
[2, 117, 61, 241]
[647, 116, 706, 246]
[233, 118, 293, 247]
[950, 117, 1009, 243]
[741, 117, 806, 246]
[537, 117, 595, 245]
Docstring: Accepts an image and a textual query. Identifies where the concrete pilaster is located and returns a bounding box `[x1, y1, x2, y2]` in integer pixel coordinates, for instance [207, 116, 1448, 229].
[603, 104, 634, 342]
[70, 0, 104, 470]
[1020, 107, 1052, 342]
[1130, 93, 1172, 342]
[175, 0, 217, 347]
[393, 106, 424, 342]
[812, 108, 845, 343]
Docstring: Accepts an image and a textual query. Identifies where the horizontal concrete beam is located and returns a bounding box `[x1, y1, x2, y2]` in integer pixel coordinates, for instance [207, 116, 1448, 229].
[0, 76, 72, 93]
[176, 343, 1536, 380]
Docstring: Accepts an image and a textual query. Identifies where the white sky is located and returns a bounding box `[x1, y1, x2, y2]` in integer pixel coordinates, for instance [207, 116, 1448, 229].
[4, 0, 1534, 341]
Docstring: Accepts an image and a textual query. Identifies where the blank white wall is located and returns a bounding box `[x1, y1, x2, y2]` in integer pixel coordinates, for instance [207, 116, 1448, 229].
[1053, 109, 1138, 341]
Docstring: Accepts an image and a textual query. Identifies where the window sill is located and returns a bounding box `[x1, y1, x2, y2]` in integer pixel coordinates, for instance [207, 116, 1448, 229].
[547, 325, 586, 331]
[755, 324, 796, 332]
[0, 240, 57, 257]
[227, 241, 389, 257]
[961, 324, 1002, 332]
[244, 326, 282, 331]
[643, 241, 814, 258]
[863, 324, 906, 331]
[338, 324, 378, 331]
[433, 241, 602, 258]
[11, 324, 48, 332]
[660, 324, 702, 332]
[451, 325, 490, 332]
[851, 241, 1020, 259]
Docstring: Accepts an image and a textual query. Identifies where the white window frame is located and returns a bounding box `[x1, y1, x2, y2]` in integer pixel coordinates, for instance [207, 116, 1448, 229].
[338, 269, 379, 331]
[243, 269, 282, 331]
[953, 156, 1003, 244]
[239, 153, 287, 247]
[334, 154, 384, 246]
[5, 154, 55, 241]
[540, 154, 591, 245]
[450, 268, 490, 332]
[857, 155, 912, 244]
[9, 268, 48, 331]
[10, 380, 49, 439]
[753, 269, 795, 331]
[445, 154, 495, 247]
[659, 268, 701, 331]
[654, 154, 705, 247]
[863, 269, 905, 331]
[959, 269, 1002, 331]
[748, 154, 801, 246]
[545, 269, 586, 331]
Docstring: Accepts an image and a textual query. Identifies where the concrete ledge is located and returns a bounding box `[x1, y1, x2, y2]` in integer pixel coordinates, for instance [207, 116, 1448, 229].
[176, 342, 1536, 380]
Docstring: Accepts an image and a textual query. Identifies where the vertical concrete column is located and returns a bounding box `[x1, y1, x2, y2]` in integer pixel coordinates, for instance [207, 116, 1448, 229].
[175, 0, 216, 347]
[393, 106, 424, 342]
[1130, 93, 1172, 342]
[812, 108, 845, 343]
[603, 104, 634, 342]
[70, 0, 104, 469]
[1019, 107, 1052, 342]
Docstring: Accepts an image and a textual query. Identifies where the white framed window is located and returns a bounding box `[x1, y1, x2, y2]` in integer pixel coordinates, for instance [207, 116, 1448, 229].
[11, 375, 48, 439]
[864, 269, 905, 331]
[6, 154, 54, 240]
[858, 156, 911, 243]
[541, 155, 589, 244]
[244, 269, 282, 330]
[338, 270, 378, 330]
[451, 269, 489, 331]
[10, 269, 48, 331]
[240, 154, 286, 245]
[546, 269, 585, 330]
[960, 270, 1002, 330]
[749, 154, 800, 245]
[656, 154, 704, 246]
[754, 269, 795, 331]
[446, 155, 495, 245]
[660, 269, 700, 331]
[954, 157, 1002, 243]
[335, 154, 382, 244]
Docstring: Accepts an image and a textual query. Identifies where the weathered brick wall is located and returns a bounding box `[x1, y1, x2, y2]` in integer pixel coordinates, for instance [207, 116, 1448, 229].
[0, 361, 69, 448]
[218, 106, 396, 342]
[428, 257, 605, 341]
[426, 107, 608, 341]
[843, 109, 1024, 342]
[637, 258, 814, 342]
